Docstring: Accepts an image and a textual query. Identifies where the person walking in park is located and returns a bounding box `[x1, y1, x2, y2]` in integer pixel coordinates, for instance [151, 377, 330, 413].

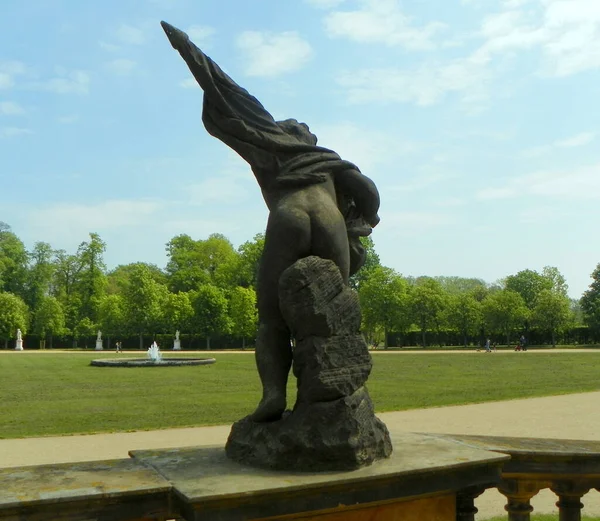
[485, 338, 491, 352]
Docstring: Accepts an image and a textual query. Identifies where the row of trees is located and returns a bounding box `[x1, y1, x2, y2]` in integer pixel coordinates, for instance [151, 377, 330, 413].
[2, 220, 600, 349]
[359, 264, 574, 347]
[0, 223, 260, 349]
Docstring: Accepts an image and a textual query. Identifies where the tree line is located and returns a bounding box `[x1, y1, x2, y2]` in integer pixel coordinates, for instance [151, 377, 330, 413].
[1, 220, 599, 349]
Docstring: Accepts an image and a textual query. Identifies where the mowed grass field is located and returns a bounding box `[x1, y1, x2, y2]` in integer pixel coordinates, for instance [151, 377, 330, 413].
[1, 351, 600, 439]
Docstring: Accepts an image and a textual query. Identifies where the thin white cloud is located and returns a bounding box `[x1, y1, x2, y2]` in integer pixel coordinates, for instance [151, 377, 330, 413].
[186, 25, 216, 47]
[115, 24, 146, 45]
[336, 0, 600, 108]
[556, 132, 595, 148]
[305, 0, 347, 8]
[0, 61, 26, 89]
[308, 121, 417, 173]
[0, 101, 25, 115]
[105, 59, 137, 75]
[57, 114, 79, 124]
[476, 162, 600, 201]
[522, 132, 595, 157]
[179, 78, 197, 89]
[378, 210, 455, 237]
[236, 31, 313, 77]
[323, 0, 446, 50]
[98, 40, 120, 52]
[0, 127, 32, 138]
[186, 177, 250, 205]
[338, 54, 491, 106]
[28, 70, 90, 95]
[27, 200, 162, 241]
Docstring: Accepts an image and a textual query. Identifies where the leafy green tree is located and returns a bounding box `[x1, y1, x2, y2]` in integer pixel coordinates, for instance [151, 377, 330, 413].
[228, 286, 258, 349]
[359, 266, 411, 348]
[0, 292, 29, 349]
[221, 233, 265, 290]
[505, 269, 552, 310]
[74, 317, 97, 349]
[482, 290, 529, 345]
[434, 276, 487, 295]
[166, 233, 238, 292]
[162, 292, 194, 337]
[581, 264, 600, 333]
[191, 284, 232, 350]
[107, 262, 167, 295]
[410, 277, 448, 347]
[349, 236, 381, 290]
[541, 266, 569, 297]
[446, 292, 482, 348]
[33, 296, 66, 349]
[532, 289, 572, 347]
[124, 265, 168, 349]
[74, 233, 107, 321]
[0, 224, 28, 298]
[98, 294, 126, 349]
[52, 250, 82, 334]
[26, 242, 55, 313]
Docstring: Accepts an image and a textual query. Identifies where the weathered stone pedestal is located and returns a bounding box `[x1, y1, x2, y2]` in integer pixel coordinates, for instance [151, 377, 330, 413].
[130, 432, 507, 521]
[226, 256, 392, 471]
[14, 339, 23, 351]
[95, 340, 103, 351]
[173, 339, 181, 350]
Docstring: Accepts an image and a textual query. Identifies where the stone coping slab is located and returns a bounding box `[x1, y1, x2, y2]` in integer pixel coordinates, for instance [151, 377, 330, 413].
[130, 431, 508, 521]
[429, 433, 600, 478]
[0, 458, 171, 511]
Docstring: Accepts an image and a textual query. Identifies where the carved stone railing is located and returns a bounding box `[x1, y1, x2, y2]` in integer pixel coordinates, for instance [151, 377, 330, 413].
[2, 431, 600, 520]
[444, 434, 600, 521]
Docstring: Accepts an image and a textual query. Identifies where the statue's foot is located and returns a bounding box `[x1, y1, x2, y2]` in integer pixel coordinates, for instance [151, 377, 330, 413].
[249, 395, 286, 422]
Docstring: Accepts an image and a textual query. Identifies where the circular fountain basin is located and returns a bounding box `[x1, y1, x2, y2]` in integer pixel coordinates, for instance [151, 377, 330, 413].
[90, 358, 216, 367]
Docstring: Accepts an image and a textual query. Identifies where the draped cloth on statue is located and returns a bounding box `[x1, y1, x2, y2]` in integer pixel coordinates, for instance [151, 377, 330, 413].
[160, 21, 380, 231]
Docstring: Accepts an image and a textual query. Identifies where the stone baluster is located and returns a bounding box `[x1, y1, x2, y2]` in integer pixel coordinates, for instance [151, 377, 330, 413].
[551, 481, 591, 521]
[456, 485, 487, 521]
[498, 479, 543, 521]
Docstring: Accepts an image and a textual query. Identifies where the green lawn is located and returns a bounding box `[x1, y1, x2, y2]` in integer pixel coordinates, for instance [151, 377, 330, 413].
[1, 351, 600, 438]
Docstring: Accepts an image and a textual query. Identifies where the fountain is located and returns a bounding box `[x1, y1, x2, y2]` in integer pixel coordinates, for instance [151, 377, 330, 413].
[147, 341, 163, 363]
[90, 340, 216, 368]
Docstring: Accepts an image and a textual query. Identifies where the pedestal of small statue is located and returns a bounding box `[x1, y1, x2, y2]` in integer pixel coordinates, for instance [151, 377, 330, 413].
[226, 256, 392, 471]
[15, 339, 23, 351]
[95, 340, 103, 351]
[173, 339, 181, 350]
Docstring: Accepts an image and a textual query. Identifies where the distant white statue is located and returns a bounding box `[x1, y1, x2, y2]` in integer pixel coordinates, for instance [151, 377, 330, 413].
[15, 328, 23, 351]
[174, 330, 181, 351]
[175, 330, 180, 340]
[95, 330, 103, 351]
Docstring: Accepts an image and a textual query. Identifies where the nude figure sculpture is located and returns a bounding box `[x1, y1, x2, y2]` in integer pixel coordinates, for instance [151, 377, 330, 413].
[161, 21, 380, 423]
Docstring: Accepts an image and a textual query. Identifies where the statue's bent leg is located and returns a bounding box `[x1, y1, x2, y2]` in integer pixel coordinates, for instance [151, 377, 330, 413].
[250, 207, 311, 422]
[251, 320, 292, 422]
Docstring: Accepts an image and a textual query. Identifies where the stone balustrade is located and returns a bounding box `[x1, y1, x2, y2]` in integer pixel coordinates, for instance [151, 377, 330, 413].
[2, 431, 600, 520]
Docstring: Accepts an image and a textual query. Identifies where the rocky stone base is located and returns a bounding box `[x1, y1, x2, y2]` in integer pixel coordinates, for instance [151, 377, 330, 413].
[226, 256, 392, 471]
[226, 387, 392, 472]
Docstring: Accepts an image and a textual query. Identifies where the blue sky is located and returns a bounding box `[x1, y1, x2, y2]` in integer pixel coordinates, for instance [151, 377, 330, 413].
[1, 0, 599, 298]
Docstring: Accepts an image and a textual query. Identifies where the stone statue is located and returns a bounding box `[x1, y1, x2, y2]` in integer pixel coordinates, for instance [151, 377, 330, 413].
[16, 329, 22, 341]
[161, 22, 391, 470]
[175, 330, 180, 341]
[97, 330, 102, 341]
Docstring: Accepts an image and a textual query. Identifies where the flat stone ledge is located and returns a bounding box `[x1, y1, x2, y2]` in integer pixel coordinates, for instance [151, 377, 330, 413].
[0, 458, 172, 520]
[131, 431, 507, 521]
